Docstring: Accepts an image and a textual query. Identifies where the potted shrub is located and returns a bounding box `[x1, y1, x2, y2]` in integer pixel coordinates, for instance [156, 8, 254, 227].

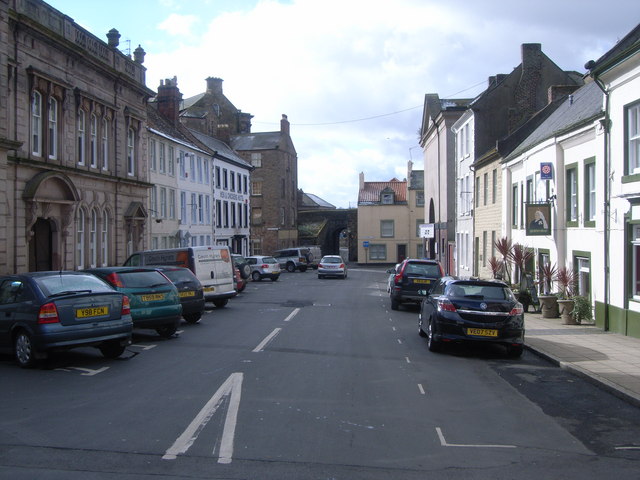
[511, 244, 536, 312]
[555, 266, 577, 325]
[571, 295, 593, 324]
[538, 262, 559, 318]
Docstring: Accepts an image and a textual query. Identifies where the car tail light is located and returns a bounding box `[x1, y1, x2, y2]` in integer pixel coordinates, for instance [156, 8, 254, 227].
[105, 272, 124, 288]
[261, 264, 268, 269]
[38, 302, 60, 324]
[121, 296, 131, 316]
[339, 263, 345, 268]
[437, 298, 457, 312]
[509, 302, 524, 315]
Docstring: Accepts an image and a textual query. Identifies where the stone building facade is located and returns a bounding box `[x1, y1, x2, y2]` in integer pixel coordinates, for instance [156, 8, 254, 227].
[0, 0, 154, 274]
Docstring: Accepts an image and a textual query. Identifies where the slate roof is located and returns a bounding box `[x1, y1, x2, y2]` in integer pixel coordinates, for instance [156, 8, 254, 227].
[504, 80, 604, 162]
[230, 132, 281, 151]
[300, 192, 336, 209]
[358, 180, 407, 205]
[188, 129, 252, 169]
[146, 104, 209, 154]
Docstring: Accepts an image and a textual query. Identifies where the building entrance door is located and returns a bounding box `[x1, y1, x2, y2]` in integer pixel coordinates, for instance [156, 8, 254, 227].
[29, 218, 53, 271]
[397, 244, 407, 263]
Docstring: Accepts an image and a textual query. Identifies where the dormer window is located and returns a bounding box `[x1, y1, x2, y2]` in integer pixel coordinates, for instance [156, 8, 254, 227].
[380, 188, 395, 204]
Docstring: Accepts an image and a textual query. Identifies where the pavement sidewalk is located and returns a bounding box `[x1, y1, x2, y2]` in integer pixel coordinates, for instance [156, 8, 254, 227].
[524, 311, 640, 407]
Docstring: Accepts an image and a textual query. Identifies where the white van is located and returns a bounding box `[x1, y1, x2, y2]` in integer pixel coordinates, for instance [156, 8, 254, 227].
[124, 246, 236, 307]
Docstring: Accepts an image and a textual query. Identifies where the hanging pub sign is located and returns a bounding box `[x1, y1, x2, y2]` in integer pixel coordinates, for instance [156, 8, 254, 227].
[525, 203, 552, 236]
[540, 162, 553, 180]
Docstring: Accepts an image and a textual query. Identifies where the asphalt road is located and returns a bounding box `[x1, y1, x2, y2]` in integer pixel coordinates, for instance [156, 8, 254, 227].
[1, 266, 639, 479]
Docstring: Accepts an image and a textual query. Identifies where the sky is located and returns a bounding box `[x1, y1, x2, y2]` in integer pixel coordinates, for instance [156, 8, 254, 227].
[47, 0, 639, 209]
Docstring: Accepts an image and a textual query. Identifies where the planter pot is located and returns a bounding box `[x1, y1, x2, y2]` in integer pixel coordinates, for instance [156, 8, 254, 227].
[539, 295, 559, 318]
[558, 299, 576, 325]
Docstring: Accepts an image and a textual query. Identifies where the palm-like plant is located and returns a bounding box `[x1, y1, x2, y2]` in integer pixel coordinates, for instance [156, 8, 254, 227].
[494, 237, 513, 283]
[539, 262, 557, 295]
[488, 257, 503, 279]
[555, 266, 577, 299]
[510, 244, 535, 285]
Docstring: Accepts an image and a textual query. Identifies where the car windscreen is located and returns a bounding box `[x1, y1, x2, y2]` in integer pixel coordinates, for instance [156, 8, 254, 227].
[405, 263, 441, 277]
[159, 269, 197, 284]
[118, 271, 170, 288]
[35, 274, 114, 296]
[447, 284, 513, 300]
[261, 257, 277, 264]
[321, 257, 342, 264]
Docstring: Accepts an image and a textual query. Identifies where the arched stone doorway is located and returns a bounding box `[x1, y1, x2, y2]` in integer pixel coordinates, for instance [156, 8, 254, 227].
[23, 171, 79, 271]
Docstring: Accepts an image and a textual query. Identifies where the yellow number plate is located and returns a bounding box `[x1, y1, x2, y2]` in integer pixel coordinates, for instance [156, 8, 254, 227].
[76, 306, 109, 318]
[203, 286, 215, 292]
[467, 328, 498, 337]
[141, 293, 165, 302]
[178, 290, 196, 298]
[413, 279, 431, 284]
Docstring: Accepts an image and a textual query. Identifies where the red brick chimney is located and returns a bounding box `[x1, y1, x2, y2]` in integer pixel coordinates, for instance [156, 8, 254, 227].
[156, 77, 182, 125]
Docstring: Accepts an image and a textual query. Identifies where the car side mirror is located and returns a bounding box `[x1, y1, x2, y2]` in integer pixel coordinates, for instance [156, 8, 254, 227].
[386, 268, 395, 274]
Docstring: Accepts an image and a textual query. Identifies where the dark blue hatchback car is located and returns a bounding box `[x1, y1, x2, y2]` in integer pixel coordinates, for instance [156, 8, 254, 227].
[0, 271, 133, 367]
[418, 277, 525, 357]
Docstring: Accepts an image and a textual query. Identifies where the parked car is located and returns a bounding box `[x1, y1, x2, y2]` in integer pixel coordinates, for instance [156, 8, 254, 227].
[317, 255, 347, 279]
[418, 277, 525, 357]
[0, 271, 133, 368]
[246, 256, 281, 281]
[84, 267, 182, 338]
[153, 266, 205, 324]
[124, 246, 236, 308]
[231, 254, 251, 280]
[272, 247, 310, 272]
[387, 258, 443, 310]
[234, 267, 246, 293]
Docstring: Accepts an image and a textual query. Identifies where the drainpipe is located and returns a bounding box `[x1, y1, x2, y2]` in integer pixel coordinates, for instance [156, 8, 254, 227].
[587, 68, 610, 332]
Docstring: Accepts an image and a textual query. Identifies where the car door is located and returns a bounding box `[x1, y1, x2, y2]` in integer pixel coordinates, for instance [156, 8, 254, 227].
[422, 279, 445, 323]
[0, 278, 35, 351]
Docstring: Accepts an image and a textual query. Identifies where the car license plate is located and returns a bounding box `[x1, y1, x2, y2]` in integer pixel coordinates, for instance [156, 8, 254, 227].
[141, 293, 165, 302]
[413, 279, 431, 284]
[203, 286, 215, 292]
[179, 290, 196, 298]
[467, 328, 498, 337]
[76, 306, 109, 318]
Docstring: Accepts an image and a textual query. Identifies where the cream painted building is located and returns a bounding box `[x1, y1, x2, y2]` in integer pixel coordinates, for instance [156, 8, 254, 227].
[357, 163, 425, 265]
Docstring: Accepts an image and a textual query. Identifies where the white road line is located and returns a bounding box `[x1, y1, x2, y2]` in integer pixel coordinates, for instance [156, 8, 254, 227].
[405, 356, 411, 363]
[436, 427, 516, 448]
[418, 384, 425, 395]
[616, 446, 640, 450]
[131, 344, 157, 350]
[68, 367, 109, 376]
[283, 308, 300, 322]
[392, 326, 397, 331]
[252, 328, 282, 352]
[163, 372, 243, 462]
[397, 339, 402, 344]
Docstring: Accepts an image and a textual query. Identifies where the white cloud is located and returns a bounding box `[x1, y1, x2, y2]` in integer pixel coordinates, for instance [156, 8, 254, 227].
[157, 13, 199, 37]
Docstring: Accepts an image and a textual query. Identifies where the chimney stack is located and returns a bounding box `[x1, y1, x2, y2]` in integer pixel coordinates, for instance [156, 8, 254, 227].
[280, 114, 290, 136]
[156, 76, 182, 125]
[206, 77, 224, 95]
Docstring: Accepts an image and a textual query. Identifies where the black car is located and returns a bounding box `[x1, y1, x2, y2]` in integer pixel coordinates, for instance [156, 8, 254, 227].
[154, 266, 205, 324]
[418, 277, 525, 357]
[387, 258, 443, 310]
[0, 271, 133, 367]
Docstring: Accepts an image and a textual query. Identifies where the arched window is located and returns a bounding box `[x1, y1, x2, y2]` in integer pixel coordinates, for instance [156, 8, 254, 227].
[90, 114, 98, 167]
[31, 91, 42, 156]
[76, 208, 85, 269]
[90, 209, 98, 267]
[48, 97, 58, 159]
[127, 127, 135, 175]
[102, 118, 109, 170]
[101, 210, 109, 266]
[77, 110, 86, 165]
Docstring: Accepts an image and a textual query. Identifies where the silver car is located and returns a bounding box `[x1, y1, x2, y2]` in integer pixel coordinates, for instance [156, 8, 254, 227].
[246, 256, 281, 281]
[317, 255, 347, 279]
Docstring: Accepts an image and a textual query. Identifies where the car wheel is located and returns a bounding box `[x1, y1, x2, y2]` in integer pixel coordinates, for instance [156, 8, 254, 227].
[318, 274, 324, 279]
[14, 330, 38, 368]
[286, 263, 295, 273]
[156, 324, 178, 338]
[418, 317, 427, 337]
[271, 276, 279, 282]
[427, 319, 442, 352]
[342, 273, 347, 279]
[251, 271, 261, 282]
[390, 297, 399, 310]
[213, 299, 228, 308]
[184, 313, 202, 324]
[99, 340, 126, 359]
[507, 345, 524, 358]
